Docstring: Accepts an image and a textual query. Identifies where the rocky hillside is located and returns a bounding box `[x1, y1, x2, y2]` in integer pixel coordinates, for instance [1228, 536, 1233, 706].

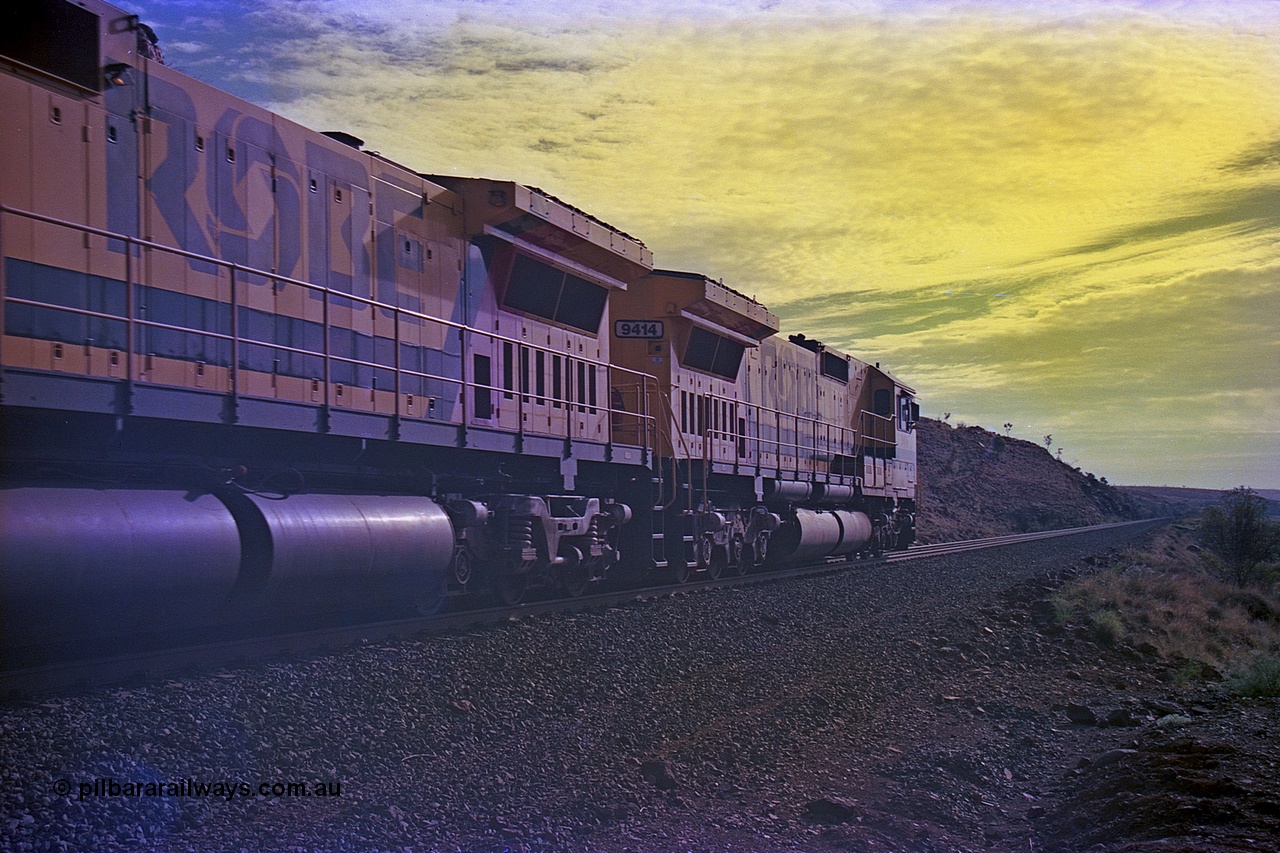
[915, 418, 1145, 544]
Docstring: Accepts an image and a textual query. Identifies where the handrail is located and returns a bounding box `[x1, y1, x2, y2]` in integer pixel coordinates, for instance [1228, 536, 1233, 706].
[0, 205, 658, 456]
[2, 204, 901, 477]
[0, 206, 659, 390]
[697, 402, 890, 482]
[703, 398, 883, 458]
[656, 385, 696, 511]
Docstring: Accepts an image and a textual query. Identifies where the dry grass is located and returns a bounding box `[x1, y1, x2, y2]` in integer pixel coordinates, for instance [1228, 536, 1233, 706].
[1053, 525, 1280, 679]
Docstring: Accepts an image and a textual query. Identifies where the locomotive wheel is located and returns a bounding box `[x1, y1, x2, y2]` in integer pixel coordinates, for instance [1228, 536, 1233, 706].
[559, 546, 589, 598]
[731, 540, 752, 577]
[871, 522, 889, 558]
[495, 572, 527, 606]
[671, 560, 692, 584]
[706, 546, 727, 580]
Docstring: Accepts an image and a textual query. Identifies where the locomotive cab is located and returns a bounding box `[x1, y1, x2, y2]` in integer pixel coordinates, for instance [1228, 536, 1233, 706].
[857, 364, 919, 550]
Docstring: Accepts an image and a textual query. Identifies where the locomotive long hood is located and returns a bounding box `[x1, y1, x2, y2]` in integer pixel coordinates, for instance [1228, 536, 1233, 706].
[429, 176, 654, 287]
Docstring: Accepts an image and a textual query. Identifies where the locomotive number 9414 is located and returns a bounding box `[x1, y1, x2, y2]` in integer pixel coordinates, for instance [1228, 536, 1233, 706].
[614, 320, 665, 339]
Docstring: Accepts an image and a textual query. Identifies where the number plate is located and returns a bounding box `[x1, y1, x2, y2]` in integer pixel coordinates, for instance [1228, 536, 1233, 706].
[614, 320, 664, 339]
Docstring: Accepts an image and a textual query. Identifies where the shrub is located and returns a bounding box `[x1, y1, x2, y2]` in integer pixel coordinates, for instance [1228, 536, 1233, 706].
[1228, 655, 1280, 697]
[1090, 609, 1124, 646]
[1199, 488, 1280, 587]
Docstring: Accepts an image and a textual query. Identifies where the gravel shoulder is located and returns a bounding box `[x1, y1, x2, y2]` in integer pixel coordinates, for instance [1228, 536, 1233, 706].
[4, 522, 1278, 852]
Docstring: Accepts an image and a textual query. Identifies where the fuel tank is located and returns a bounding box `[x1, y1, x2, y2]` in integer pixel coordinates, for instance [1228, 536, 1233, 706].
[768, 508, 873, 564]
[0, 487, 456, 658]
[0, 487, 242, 651]
[764, 480, 814, 503]
[815, 484, 856, 505]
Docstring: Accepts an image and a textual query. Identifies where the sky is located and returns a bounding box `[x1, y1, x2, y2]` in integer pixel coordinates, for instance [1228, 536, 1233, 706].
[127, 0, 1280, 490]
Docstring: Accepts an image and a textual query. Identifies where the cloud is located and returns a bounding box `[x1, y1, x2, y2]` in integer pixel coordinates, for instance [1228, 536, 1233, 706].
[1223, 136, 1280, 173]
[875, 259, 1280, 484]
[1058, 184, 1280, 260]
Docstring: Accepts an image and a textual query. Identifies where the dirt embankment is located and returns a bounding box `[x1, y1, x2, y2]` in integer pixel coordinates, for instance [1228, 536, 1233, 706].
[915, 418, 1145, 544]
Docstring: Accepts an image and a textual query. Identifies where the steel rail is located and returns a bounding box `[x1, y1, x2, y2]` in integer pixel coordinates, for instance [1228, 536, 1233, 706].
[0, 519, 1166, 697]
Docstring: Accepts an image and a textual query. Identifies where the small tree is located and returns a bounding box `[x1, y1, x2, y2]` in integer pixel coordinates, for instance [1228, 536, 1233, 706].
[1200, 487, 1280, 586]
[1003, 422, 1013, 436]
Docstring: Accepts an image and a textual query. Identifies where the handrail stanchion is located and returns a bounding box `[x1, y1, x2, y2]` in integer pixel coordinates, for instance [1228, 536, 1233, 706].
[124, 235, 135, 401]
[229, 264, 238, 414]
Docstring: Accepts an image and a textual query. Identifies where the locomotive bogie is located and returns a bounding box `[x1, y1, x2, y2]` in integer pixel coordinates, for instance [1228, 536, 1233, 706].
[453, 493, 631, 601]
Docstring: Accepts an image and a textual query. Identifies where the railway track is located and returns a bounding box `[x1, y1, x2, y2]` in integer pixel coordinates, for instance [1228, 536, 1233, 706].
[0, 519, 1164, 697]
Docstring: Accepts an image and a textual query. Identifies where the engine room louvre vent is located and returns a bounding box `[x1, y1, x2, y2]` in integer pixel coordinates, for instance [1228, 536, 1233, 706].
[821, 350, 849, 383]
[502, 253, 607, 334]
[3, 0, 101, 91]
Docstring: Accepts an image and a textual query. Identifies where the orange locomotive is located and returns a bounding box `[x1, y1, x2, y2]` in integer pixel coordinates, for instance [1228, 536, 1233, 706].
[0, 0, 916, 660]
[609, 271, 917, 582]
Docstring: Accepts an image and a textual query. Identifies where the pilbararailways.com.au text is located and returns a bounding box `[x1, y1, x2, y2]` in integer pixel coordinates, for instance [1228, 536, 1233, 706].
[57, 777, 342, 801]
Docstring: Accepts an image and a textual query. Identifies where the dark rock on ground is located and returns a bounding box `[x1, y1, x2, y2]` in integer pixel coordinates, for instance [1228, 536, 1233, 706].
[1067, 703, 1098, 725]
[640, 760, 679, 791]
[804, 796, 860, 824]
